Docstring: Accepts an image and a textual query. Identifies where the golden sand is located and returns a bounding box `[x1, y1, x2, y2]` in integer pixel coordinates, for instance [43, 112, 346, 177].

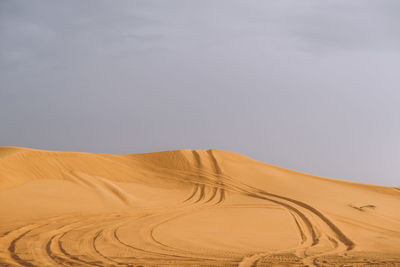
[0, 147, 399, 266]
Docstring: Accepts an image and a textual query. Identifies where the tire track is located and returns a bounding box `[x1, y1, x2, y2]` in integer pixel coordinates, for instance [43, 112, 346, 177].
[217, 188, 226, 204]
[92, 230, 124, 265]
[246, 192, 318, 246]
[3, 217, 88, 267]
[45, 234, 78, 266]
[105, 209, 239, 265]
[0, 223, 35, 239]
[207, 150, 222, 175]
[192, 150, 202, 169]
[58, 214, 137, 266]
[192, 151, 207, 204]
[5, 222, 60, 267]
[205, 187, 218, 203]
[239, 185, 355, 266]
[188, 150, 226, 205]
[183, 183, 199, 202]
[146, 210, 243, 264]
[254, 187, 354, 250]
[8, 228, 37, 267]
[113, 223, 209, 262]
[111, 216, 191, 259]
[207, 150, 226, 205]
[288, 211, 307, 244]
[194, 184, 206, 203]
[57, 225, 104, 266]
[44, 218, 95, 267]
[48, 218, 118, 266]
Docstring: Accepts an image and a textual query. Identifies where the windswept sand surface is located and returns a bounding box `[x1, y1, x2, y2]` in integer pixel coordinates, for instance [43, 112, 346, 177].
[0, 147, 399, 266]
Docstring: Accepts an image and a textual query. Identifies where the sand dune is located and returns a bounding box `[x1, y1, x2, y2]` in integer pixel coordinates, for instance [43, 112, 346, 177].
[0, 147, 399, 266]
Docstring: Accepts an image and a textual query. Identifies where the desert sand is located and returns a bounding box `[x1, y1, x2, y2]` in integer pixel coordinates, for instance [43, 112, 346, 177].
[0, 146, 399, 267]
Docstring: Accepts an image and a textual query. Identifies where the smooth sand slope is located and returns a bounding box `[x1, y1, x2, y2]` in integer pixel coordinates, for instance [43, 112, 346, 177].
[0, 147, 399, 267]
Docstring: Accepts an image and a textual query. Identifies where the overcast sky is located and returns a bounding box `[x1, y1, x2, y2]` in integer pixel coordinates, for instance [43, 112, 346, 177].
[1, 0, 400, 186]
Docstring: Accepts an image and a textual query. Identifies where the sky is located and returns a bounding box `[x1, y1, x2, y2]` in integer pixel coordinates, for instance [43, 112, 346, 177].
[1, 0, 400, 186]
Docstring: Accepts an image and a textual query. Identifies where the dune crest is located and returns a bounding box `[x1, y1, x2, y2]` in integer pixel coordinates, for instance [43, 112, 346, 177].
[0, 147, 399, 266]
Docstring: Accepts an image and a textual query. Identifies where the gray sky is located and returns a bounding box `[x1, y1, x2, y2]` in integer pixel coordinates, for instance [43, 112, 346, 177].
[1, 0, 400, 186]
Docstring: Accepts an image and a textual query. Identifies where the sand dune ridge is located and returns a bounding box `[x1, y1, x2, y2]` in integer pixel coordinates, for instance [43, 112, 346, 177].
[0, 147, 399, 266]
